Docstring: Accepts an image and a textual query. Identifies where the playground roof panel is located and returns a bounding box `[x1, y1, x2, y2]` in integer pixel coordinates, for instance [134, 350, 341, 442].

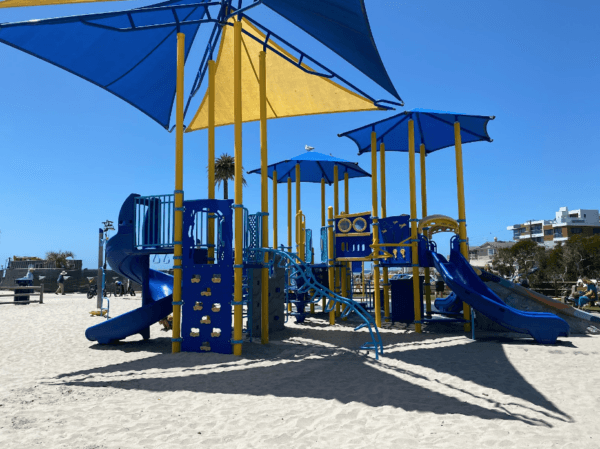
[186, 15, 384, 131]
[248, 151, 371, 184]
[0, 0, 210, 129]
[261, 0, 401, 103]
[338, 109, 495, 155]
[0, 0, 135, 8]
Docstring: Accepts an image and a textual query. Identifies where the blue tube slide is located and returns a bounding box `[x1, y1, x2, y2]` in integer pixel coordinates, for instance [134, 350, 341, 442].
[431, 248, 569, 344]
[85, 194, 173, 344]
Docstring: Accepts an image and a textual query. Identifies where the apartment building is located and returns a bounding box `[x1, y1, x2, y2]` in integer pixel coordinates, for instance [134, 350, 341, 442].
[507, 207, 600, 247]
[469, 237, 515, 268]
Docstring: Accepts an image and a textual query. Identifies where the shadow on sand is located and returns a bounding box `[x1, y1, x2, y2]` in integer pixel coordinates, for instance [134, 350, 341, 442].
[58, 317, 575, 427]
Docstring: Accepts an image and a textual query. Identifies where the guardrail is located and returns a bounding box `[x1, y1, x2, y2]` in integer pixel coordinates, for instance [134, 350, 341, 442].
[0, 285, 44, 305]
[134, 194, 175, 249]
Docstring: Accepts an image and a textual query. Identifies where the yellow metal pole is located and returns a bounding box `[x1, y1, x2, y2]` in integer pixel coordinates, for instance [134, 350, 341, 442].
[380, 142, 390, 322]
[299, 211, 305, 261]
[370, 132, 381, 327]
[344, 172, 349, 215]
[333, 164, 340, 316]
[273, 170, 278, 248]
[207, 59, 216, 265]
[408, 120, 422, 333]
[287, 177, 292, 250]
[259, 50, 269, 345]
[232, 19, 243, 356]
[295, 163, 301, 253]
[327, 206, 335, 325]
[420, 144, 432, 317]
[321, 178, 326, 312]
[287, 176, 292, 313]
[454, 121, 472, 331]
[172, 32, 185, 354]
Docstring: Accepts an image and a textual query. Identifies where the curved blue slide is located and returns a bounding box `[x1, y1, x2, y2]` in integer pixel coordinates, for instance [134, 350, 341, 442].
[431, 248, 569, 344]
[86, 194, 173, 344]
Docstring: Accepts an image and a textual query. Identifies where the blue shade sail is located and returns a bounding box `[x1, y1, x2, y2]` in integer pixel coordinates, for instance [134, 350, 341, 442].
[261, 0, 400, 103]
[247, 151, 370, 184]
[338, 109, 495, 155]
[0, 0, 212, 129]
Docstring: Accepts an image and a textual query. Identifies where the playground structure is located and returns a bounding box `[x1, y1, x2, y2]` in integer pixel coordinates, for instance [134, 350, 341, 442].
[0, 1, 572, 357]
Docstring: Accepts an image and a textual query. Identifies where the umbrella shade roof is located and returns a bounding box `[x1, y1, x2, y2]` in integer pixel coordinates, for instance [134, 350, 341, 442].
[0, 0, 134, 8]
[0, 0, 209, 129]
[339, 108, 495, 155]
[262, 0, 401, 103]
[248, 151, 370, 184]
[186, 15, 383, 132]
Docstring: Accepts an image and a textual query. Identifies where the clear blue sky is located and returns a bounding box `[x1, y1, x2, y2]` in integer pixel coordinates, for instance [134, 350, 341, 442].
[1, 0, 599, 270]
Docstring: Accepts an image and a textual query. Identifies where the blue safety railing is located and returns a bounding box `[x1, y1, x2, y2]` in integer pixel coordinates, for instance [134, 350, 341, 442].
[244, 247, 383, 359]
[134, 194, 175, 249]
[320, 226, 328, 264]
[305, 228, 313, 263]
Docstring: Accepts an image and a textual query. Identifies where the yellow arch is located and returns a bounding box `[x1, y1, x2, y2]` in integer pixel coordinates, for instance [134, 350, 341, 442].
[418, 214, 459, 239]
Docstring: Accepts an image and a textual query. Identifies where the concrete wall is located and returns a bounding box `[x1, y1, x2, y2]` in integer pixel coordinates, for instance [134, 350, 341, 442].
[0, 267, 141, 293]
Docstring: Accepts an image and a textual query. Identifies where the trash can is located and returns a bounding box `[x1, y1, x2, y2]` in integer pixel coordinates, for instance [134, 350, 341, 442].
[15, 278, 33, 303]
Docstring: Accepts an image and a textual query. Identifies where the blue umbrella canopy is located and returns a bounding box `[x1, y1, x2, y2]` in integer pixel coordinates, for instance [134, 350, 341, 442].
[338, 108, 495, 155]
[0, 0, 212, 129]
[248, 151, 370, 184]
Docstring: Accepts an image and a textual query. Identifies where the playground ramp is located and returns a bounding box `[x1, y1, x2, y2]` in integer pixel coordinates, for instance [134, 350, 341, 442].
[85, 195, 173, 345]
[431, 249, 570, 344]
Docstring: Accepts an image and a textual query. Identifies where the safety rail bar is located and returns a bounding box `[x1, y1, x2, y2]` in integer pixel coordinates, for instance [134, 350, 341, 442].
[245, 247, 383, 359]
[134, 194, 175, 250]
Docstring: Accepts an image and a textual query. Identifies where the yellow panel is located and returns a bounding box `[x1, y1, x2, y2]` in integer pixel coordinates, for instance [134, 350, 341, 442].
[0, 0, 131, 8]
[186, 17, 382, 132]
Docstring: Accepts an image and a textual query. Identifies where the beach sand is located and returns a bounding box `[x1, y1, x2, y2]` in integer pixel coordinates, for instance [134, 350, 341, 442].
[1, 294, 598, 448]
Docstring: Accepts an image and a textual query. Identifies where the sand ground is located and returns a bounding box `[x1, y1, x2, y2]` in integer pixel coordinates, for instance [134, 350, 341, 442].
[1, 294, 599, 448]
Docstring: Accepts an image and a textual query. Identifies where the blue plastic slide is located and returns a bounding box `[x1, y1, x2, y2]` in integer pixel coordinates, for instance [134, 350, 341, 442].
[431, 248, 569, 344]
[85, 194, 173, 344]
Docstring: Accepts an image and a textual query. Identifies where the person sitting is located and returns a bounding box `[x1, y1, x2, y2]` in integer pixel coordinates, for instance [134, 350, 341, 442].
[566, 279, 584, 304]
[577, 278, 597, 308]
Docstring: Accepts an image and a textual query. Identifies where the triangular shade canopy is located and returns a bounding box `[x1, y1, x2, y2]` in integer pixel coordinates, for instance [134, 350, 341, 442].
[248, 151, 370, 184]
[0, 0, 134, 8]
[186, 16, 383, 132]
[0, 0, 208, 129]
[262, 0, 400, 102]
[339, 109, 495, 155]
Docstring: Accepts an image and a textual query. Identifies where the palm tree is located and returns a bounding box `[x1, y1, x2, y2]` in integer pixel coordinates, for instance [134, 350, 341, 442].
[213, 153, 246, 199]
[45, 250, 75, 268]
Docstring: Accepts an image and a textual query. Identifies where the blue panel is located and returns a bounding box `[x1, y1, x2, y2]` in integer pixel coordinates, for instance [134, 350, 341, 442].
[181, 199, 234, 355]
[0, 0, 210, 129]
[248, 151, 370, 184]
[339, 109, 495, 155]
[335, 212, 372, 259]
[262, 0, 400, 101]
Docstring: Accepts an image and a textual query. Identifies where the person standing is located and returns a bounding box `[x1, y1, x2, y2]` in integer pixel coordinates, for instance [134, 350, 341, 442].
[55, 270, 67, 295]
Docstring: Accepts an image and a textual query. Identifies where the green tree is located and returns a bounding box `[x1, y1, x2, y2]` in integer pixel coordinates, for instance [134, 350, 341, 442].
[492, 240, 545, 282]
[562, 234, 600, 279]
[45, 250, 75, 268]
[213, 153, 246, 199]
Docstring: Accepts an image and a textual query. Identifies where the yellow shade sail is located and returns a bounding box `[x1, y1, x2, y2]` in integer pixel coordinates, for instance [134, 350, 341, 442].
[0, 0, 132, 8]
[186, 17, 383, 132]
